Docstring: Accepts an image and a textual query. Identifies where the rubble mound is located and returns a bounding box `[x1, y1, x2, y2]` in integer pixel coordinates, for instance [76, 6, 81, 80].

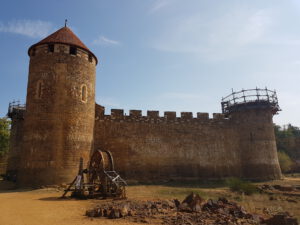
[263, 212, 298, 225]
[86, 192, 299, 224]
[258, 184, 300, 196]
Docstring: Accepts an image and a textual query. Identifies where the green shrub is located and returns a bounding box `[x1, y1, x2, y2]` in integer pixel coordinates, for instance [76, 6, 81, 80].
[0, 117, 10, 157]
[277, 151, 293, 173]
[225, 177, 257, 195]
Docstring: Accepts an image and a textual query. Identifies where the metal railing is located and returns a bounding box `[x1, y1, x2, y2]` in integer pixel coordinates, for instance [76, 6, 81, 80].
[221, 88, 280, 114]
[7, 100, 26, 118]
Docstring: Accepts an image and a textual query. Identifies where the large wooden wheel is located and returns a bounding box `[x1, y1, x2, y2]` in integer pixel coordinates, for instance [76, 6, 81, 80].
[61, 149, 126, 199]
[88, 150, 115, 196]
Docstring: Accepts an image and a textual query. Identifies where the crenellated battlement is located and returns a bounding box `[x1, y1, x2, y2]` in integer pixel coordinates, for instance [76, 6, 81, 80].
[95, 104, 228, 124]
[94, 94, 282, 180]
[29, 43, 97, 65]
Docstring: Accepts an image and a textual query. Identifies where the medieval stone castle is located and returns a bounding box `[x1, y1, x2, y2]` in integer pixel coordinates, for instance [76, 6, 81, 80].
[6, 26, 282, 187]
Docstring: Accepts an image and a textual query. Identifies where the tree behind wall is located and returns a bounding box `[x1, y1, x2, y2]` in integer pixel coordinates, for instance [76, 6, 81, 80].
[0, 117, 10, 157]
[277, 151, 293, 173]
[275, 124, 300, 172]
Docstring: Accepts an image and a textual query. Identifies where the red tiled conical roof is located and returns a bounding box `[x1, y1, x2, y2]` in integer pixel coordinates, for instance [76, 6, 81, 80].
[28, 26, 98, 64]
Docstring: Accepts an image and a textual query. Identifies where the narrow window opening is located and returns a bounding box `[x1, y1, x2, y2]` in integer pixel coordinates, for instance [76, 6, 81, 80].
[88, 54, 93, 62]
[48, 44, 54, 53]
[31, 48, 36, 56]
[36, 81, 43, 99]
[81, 85, 87, 102]
[69, 46, 77, 55]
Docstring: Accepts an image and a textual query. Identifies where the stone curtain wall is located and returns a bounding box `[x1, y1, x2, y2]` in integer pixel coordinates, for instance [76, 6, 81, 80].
[0, 155, 7, 175]
[94, 105, 242, 181]
[94, 104, 282, 181]
[6, 114, 25, 175]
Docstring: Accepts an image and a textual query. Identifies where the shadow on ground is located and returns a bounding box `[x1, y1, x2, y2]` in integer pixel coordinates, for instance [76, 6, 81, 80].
[0, 180, 34, 193]
[38, 196, 78, 201]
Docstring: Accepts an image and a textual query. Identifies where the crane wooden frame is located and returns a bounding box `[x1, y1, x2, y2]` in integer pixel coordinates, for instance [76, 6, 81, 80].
[61, 150, 127, 199]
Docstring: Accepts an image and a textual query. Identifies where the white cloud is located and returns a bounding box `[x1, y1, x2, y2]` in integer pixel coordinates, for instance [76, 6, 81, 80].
[236, 10, 272, 45]
[149, 0, 170, 13]
[93, 35, 120, 46]
[0, 20, 53, 38]
[207, 9, 272, 46]
[152, 8, 273, 61]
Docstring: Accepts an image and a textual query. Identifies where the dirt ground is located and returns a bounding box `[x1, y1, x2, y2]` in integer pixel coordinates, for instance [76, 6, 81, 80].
[0, 183, 144, 225]
[0, 175, 300, 225]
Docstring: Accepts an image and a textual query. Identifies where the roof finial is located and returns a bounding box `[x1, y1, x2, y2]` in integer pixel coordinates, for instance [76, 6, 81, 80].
[65, 19, 68, 27]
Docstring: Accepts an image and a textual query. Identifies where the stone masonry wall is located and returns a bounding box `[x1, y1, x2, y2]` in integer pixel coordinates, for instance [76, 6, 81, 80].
[0, 155, 7, 175]
[6, 114, 24, 175]
[94, 104, 282, 181]
[231, 108, 281, 180]
[94, 105, 243, 181]
[18, 43, 96, 187]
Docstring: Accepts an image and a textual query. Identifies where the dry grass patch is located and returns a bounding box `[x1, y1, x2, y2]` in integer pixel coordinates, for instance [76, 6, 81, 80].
[125, 176, 300, 221]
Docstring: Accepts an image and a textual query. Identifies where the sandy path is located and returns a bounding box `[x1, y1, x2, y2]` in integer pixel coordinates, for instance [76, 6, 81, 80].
[0, 188, 141, 225]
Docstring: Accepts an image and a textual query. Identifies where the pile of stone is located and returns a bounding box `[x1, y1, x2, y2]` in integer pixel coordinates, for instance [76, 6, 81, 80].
[162, 193, 262, 225]
[259, 184, 300, 193]
[85, 193, 299, 225]
[263, 212, 298, 225]
[86, 199, 177, 220]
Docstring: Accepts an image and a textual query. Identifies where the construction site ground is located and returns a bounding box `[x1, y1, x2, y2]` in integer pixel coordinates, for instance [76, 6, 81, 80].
[0, 175, 300, 225]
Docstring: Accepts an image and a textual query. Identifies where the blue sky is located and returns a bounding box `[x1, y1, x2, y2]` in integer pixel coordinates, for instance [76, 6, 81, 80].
[1, 0, 300, 126]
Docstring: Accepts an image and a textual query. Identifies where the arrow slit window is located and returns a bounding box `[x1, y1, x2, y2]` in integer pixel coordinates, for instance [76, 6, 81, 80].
[36, 80, 43, 99]
[81, 84, 87, 103]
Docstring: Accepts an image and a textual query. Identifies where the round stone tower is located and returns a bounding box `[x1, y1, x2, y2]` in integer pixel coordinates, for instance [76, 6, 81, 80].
[18, 26, 97, 186]
[222, 88, 282, 180]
